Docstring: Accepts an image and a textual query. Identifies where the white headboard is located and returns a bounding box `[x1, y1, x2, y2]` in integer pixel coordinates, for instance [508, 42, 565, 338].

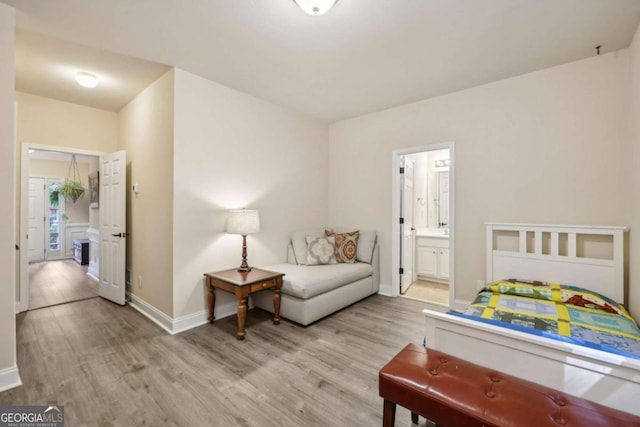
[486, 223, 628, 304]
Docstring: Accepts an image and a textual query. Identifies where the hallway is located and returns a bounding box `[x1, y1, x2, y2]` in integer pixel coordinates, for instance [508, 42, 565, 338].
[29, 259, 98, 309]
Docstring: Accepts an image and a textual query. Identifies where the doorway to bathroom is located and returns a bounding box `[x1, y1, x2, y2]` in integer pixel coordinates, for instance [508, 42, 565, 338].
[391, 142, 454, 309]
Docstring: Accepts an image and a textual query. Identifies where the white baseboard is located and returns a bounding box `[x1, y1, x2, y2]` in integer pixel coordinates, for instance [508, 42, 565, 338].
[127, 292, 173, 334]
[172, 310, 209, 335]
[377, 282, 393, 296]
[0, 366, 22, 393]
[86, 271, 98, 282]
[127, 292, 238, 335]
[417, 275, 448, 285]
[216, 299, 245, 320]
[45, 255, 69, 261]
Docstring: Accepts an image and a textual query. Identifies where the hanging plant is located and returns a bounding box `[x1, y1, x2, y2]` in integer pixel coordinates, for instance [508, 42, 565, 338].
[60, 154, 86, 203]
[60, 181, 85, 203]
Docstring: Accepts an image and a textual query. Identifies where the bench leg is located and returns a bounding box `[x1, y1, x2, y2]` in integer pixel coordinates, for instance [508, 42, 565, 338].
[383, 399, 396, 427]
[411, 412, 419, 424]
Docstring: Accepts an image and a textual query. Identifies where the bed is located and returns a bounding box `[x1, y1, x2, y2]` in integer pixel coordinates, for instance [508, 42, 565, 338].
[422, 223, 640, 415]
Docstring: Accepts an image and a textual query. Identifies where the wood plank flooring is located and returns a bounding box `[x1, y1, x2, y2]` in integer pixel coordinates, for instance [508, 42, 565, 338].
[29, 259, 98, 309]
[0, 295, 431, 427]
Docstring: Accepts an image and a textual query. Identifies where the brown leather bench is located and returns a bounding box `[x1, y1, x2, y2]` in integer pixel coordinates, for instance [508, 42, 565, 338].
[379, 343, 640, 427]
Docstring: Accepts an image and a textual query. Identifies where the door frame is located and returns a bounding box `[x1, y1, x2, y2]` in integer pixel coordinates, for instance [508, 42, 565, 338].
[400, 157, 414, 294]
[391, 141, 456, 307]
[18, 142, 105, 312]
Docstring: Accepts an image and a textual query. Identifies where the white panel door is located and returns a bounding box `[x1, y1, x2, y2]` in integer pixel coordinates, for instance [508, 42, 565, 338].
[28, 177, 45, 263]
[99, 150, 127, 305]
[400, 159, 414, 293]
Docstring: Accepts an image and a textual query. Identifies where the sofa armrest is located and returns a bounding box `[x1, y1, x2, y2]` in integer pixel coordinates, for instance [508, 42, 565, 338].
[287, 243, 298, 265]
[371, 242, 380, 293]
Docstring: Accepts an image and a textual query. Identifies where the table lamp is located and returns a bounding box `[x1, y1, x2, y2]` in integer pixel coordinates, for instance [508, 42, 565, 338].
[226, 209, 260, 272]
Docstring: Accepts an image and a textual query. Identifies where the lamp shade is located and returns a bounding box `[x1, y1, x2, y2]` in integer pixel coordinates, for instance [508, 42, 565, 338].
[294, 0, 338, 16]
[226, 209, 260, 235]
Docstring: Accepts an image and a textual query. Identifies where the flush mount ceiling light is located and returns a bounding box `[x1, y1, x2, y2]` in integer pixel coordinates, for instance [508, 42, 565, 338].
[75, 72, 99, 88]
[294, 0, 338, 16]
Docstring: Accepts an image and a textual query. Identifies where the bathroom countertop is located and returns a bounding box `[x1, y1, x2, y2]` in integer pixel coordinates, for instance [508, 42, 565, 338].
[415, 229, 449, 239]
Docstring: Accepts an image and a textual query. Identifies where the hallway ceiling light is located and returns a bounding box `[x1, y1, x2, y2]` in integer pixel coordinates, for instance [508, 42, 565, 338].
[75, 72, 99, 88]
[294, 0, 338, 16]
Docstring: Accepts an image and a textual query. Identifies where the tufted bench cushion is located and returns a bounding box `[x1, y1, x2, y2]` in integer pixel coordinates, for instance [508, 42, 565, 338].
[379, 343, 640, 427]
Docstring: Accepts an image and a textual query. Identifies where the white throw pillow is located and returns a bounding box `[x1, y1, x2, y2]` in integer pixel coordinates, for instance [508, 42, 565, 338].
[305, 236, 337, 265]
[291, 229, 326, 265]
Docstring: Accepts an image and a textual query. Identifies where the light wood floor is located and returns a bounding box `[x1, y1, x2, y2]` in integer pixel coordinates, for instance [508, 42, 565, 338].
[0, 295, 431, 427]
[403, 280, 449, 306]
[29, 259, 98, 309]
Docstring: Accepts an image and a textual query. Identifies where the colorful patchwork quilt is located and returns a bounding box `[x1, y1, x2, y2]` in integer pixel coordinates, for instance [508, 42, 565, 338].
[456, 279, 640, 359]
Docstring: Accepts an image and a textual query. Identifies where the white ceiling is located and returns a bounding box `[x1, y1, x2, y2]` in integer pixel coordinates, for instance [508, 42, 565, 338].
[4, 0, 640, 122]
[15, 30, 169, 112]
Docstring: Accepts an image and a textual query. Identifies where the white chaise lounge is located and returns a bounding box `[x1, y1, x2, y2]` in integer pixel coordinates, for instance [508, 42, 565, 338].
[253, 228, 379, 325]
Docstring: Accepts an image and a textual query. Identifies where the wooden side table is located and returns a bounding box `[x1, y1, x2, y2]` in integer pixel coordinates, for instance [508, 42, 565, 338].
[203, 268, 285, 340]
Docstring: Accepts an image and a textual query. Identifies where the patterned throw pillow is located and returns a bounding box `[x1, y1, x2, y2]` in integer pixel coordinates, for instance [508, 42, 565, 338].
[325, 230, 359, 263]
[305, 236, 337, 265]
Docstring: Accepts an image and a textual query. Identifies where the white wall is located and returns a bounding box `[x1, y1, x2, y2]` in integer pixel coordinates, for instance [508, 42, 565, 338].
[328, 50, 634, 314]
[629, 24, 640, 318]
[0, 2, 17, 385]
[16, 92, 118, 152]
[119, 70, 175, 317]
[172, 69, 328, 318]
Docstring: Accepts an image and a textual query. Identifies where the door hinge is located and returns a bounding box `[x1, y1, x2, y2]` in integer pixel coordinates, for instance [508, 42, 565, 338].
[399, 167, 405, 174]
[399, 217, 404, 224]
[399, 267, 404, 274]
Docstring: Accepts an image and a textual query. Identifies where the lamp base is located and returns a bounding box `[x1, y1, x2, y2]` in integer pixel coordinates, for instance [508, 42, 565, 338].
[237, 235, 252, 273]
[237, 266, 252, 273]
